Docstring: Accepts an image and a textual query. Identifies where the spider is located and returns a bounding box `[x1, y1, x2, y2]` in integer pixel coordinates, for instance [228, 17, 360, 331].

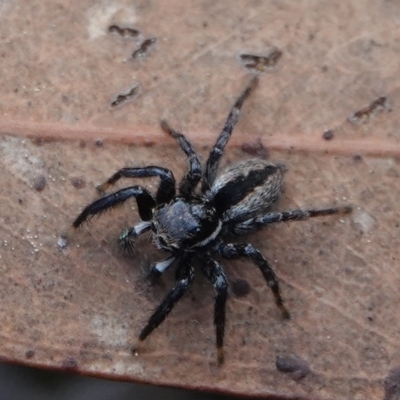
[73, 76, 351, 364]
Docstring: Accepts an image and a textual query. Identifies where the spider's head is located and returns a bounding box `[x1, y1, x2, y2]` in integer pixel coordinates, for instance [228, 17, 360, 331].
[152, 197, 221, 253]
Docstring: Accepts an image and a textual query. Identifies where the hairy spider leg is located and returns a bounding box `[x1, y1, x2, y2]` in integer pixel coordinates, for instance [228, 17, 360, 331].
[73, 186, 156, 228]
[146, 256, 176, 285]
[232, 205, 352, 235]
[202, 76, 259, 192]
[119, 221, 152, 252]
[161, 120, 202, 198]
[201, 255, 228, 365]
[218, 242, 290, 319]
[96, 166, 176, 205]
[139, 258, 194, 341]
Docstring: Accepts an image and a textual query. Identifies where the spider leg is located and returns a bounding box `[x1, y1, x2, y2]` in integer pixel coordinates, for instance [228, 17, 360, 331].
[146, 256, 176, 285]
[231, 205, 352, 235]
[202, 76, 258, 192]
[201, 254, 228, 364]
[218, 242, 290, 319]
[119, 221, 152, 252]
[96, 166, 176, 204]
[161, 120, 202, 198]
[73, 186, 156, 228]
[139, 256, 194, 341]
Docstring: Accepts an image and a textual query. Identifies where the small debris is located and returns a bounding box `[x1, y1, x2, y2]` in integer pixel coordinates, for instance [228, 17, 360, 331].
[276, 354, 310, 380]
[131, 346, 138, 356]
[240, 48, 282, 71]
[110, 83, 140, 108]
[348, 96, 389, 124]
[94, 139, 104, 147]
[322, 129, 334, 140]
[32, 175, 46, 192]
[132, 38, 156, 59]
[108, 25, 140, 38]
[57, 236, 68, 249]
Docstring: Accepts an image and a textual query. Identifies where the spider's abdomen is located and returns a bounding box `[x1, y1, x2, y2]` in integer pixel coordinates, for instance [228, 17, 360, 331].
[152, 197, 221, 252]
[210, 159, 284, 223]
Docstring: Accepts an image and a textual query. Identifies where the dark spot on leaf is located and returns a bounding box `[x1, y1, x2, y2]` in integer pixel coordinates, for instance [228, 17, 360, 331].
[322, 129, 334, 140]
[61, 94, 69, 104]
[61, 357, 78, 370]
[384, 366, 400, 400]
[231, 278, 251, 297]
[70, 177, 86, 189]
[31, 137, 44, 146]
[276, 354, 310, 380]
[241, 139, 269, 159]
[31, 137, 55, 145]
[33, 175, 46, 192]
[144, 139, 155, 147]
[25, 349, 35, 359]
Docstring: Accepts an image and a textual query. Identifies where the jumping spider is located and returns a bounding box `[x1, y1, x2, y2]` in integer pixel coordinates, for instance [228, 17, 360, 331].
[73, 76, 351, 364]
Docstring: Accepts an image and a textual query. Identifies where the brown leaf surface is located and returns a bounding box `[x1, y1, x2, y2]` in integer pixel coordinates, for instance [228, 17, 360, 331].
[1, 1, 400, 399]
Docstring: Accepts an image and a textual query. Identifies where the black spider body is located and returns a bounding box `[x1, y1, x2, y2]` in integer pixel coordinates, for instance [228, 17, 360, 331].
[152, 196, 220, 252]
[151, 159, 283, 253]
[73, 76, 351, 364]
